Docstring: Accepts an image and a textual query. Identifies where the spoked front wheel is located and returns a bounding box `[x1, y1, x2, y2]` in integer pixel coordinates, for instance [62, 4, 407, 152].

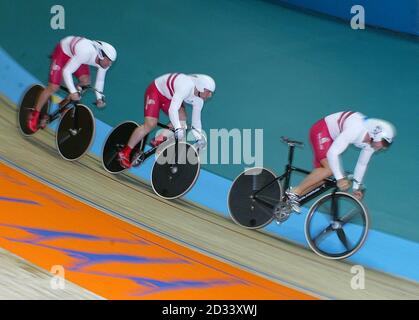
[56, 104, 95, 161]
[228, 167, 282, 229]
[305, 192, 369, 260]
[18, 84, 50, 136]
[151, 141, 200, 199]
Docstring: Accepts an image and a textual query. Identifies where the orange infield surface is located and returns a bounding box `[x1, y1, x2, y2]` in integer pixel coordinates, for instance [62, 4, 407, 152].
[0, 161, 315, 299]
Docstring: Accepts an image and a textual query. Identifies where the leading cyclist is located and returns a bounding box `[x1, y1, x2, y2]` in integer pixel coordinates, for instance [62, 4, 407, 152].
[286, 111, 396, 212]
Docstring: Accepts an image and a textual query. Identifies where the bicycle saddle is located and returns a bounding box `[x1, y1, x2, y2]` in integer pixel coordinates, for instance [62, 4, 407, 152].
[280, 136, 304, 147]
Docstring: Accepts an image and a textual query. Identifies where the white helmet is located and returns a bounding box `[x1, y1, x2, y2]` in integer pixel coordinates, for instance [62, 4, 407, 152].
[96, 41, 117, 62]
[191, 74, 216, 93]
[365, 118, 396, 144]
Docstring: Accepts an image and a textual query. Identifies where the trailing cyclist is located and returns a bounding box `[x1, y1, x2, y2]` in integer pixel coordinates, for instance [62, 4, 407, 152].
[27, 36, 117, 133]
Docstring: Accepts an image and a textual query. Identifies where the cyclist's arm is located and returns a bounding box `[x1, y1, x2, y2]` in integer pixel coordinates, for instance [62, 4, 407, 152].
[62, 57, 84, 95]
[191, 99, 203, 138]
[62, 45, 90, 95]
[94, 67, 107, 100]
[168, 88, 189, 130]
[352, 147, 374, 190]
[327, 131, 354, 180]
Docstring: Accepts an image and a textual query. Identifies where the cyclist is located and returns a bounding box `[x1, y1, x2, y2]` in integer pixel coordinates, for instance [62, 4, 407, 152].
[117, 73, 215, 169]
[286, 111, 396, 212]
[27, 36, 117, 133]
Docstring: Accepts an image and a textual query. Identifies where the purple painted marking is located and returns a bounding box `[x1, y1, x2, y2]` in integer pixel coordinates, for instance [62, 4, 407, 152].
[0, 196, 40, 205]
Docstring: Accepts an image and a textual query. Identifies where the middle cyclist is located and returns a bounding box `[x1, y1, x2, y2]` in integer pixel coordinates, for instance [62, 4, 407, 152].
[118, 73, 215, 169]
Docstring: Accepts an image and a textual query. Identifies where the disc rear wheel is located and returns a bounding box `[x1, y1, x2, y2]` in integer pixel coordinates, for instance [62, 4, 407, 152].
[151, 141, 200, 199]
[18, 84, 50, 136]
[228, 167, 282, 229]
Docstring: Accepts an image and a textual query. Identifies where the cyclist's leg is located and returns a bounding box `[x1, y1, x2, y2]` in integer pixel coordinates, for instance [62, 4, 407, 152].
[118, 83, 161, 168]
[34, 44, 70, 113]
[118, 117, 157, 168]
[178, 105, 187, 130]
[29, 44, 70, 134]
[28, 82, 59, 132]
[75, 70, 91, 88]
[161, 104, 187, 125]
[128, 81, 163, 148]
[34, 82, 60, 112]
[289, 119, 333, 196]
[293, 159, 332, 196]
[153, 104, 187, 145]
[73, 69, 90, 109]
[127, 117, 158, 148]
[178, 104, 187, 121]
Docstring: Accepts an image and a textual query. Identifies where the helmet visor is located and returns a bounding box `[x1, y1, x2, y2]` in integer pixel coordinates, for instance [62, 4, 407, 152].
[382, 138, 392, 149]
[100, 50, 111, 60]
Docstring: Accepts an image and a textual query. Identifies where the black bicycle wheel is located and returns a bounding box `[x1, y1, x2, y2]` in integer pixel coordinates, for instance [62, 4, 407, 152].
[18, 84, 49, 136]
[56, 104, 95, 161]
[228, 167, 282, 229]
[305, 192, 369, 260]
[151, 142, 200, 199]
[102, 121, 140, 173]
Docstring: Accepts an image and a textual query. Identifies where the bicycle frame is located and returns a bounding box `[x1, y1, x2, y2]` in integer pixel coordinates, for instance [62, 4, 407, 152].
[48, 85, 101, 124]
[47, 96, 74, 123]
[138, 122, 176, 163]
[131, 122, 191, 170]
[252, 143, 337, 209]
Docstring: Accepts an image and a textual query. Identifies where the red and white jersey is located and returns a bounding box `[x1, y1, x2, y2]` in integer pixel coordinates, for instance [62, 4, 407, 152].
[60, 36, 108, 99]
[324, 111, 374, 189]
[154, 73, 204, 133]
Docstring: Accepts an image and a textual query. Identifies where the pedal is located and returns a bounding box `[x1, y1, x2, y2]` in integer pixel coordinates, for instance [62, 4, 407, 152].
[60, 106, 70, 118]
[39, 115, 50, 129]
[274, 211, 291, 224]
[273, 202, 292, 224]
[150, 136, 168, 148]
[131, 150, 145, 167]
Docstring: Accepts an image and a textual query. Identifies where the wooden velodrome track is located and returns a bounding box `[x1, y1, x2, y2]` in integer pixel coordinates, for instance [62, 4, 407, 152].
[0, 94, 418, 299]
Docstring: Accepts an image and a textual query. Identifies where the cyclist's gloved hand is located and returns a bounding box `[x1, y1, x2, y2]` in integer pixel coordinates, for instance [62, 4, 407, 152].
[95, 99, 106, 109]
[195, 138, 207, 150]
[337, 178, 350, 191]
[174, 127, 184, 140]
[353, 189, 364, 200]
[191, 126, 202, 140]
[192, 127, 207, 149]
[69, 92, 81, 101]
